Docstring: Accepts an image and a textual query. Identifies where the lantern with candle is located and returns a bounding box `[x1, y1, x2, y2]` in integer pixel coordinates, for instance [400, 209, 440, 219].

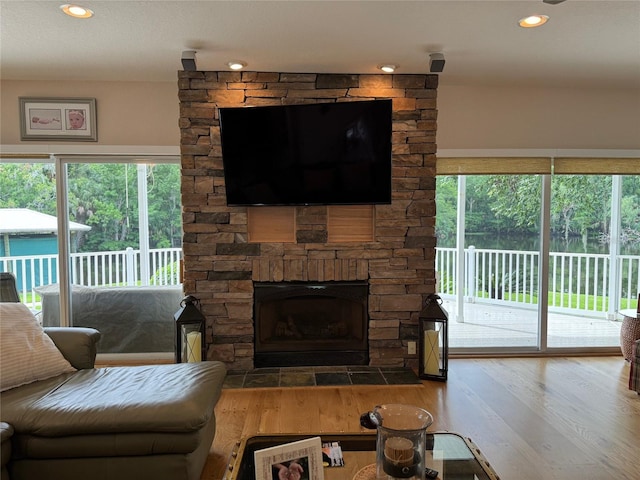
[174, 295, 206, 363]
[418, 294, 448, 381]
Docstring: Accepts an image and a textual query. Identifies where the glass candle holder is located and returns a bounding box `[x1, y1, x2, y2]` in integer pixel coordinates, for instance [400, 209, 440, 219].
[371, 404, 434, 480]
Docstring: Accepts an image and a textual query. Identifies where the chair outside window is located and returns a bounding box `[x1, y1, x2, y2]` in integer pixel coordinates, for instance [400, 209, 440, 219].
[0, 273, 20, 302]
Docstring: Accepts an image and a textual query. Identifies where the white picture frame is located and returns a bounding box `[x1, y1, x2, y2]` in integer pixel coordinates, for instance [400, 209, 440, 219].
[19, 97, 97, 141]
[254, 436, 324, 480]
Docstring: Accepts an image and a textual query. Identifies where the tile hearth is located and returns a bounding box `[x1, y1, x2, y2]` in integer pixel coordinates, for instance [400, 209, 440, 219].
[222, 366, 421, 389]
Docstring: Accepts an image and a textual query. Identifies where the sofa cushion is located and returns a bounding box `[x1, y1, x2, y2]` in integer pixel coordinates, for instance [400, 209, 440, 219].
[12, 424, 213, 459]
[1, 362, 227, 436]
[0, 303, 75, 392]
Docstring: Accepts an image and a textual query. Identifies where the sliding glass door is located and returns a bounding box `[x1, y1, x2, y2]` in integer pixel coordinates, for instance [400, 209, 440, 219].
[436, 157, 640, 354]
[61, 159, 182, 356]
[546, 173, 640, 348]
[437, 174, 543, 349]
[0, 155, 182, 358]
[0, 158, 59, 310]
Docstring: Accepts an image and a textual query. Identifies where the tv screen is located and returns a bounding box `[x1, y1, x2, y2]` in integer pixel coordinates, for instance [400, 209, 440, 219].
[219, 99, 392, 206]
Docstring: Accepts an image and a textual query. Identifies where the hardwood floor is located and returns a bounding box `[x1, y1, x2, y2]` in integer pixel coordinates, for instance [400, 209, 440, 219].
[202, 356, 639, 480]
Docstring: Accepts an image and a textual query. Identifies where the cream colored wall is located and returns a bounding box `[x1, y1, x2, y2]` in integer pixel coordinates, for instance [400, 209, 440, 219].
[0, 80, 179, 147]
[2, 79, 639, 150]
[437, 84, 640, 150]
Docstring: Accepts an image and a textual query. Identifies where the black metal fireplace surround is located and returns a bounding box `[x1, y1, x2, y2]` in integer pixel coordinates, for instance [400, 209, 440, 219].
[253, 281, 369, 368]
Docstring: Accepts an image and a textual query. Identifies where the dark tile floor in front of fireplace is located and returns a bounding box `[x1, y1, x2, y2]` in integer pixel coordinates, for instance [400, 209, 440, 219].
[222, 366, 421, 389]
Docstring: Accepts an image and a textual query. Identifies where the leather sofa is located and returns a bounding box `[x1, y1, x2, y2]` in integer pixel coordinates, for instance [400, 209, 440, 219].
[0, 327, 227, 480]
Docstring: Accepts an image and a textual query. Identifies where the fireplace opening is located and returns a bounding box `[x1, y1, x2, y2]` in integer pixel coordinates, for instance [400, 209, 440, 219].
[254, 281, 369, 368]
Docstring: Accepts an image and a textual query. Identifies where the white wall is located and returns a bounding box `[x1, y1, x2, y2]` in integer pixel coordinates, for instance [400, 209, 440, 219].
[1, 80, 179, 147]
[437, 84, 640, 150]
[2, 79, 639, 151]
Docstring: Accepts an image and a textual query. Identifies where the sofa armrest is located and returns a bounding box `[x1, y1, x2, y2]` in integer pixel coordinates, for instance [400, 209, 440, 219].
[1, 421, 12, 480]
[44, 327, 101, 370]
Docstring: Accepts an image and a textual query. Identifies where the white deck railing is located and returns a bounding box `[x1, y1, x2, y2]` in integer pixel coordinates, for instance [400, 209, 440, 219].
[436, 246, 640, 318]
[1, 247, 182, 309]
[3, 246, 638, 316]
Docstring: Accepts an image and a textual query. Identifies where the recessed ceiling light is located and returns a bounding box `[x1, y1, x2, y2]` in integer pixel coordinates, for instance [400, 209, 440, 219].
[60, 4, 94, 18]
[378, 65, 397, 73]
[227, 61, 247, 70]
[518, 14, 549, 28]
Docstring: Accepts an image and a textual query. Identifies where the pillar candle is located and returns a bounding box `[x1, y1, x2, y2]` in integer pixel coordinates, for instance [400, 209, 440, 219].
[424, 330, 440, 375]
[186, 331, 201, 362]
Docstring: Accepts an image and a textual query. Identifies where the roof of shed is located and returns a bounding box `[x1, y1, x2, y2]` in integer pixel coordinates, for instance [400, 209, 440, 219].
[0, 208, 91, 234]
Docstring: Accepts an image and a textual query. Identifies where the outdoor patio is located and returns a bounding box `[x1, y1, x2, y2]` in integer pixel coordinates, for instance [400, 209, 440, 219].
[444, 298, 623, 350]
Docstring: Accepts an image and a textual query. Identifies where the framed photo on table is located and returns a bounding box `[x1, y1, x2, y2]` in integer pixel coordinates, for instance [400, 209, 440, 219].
[19, 97, 97, 141]
[254, 436, 324, 480]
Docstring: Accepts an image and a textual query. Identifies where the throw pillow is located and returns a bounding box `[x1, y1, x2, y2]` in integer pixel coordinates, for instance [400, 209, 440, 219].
[0, 302, 75, 392]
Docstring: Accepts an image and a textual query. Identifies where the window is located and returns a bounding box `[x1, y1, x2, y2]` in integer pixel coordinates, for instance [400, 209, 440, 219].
[436, 156, 640, 353]
[0, 155, 182, 358]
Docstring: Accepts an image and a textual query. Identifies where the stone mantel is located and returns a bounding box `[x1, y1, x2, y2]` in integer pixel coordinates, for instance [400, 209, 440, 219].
[178, 71, 438, 370]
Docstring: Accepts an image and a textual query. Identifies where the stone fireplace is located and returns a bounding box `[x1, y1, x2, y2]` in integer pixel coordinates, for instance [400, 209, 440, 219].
[254, 281, 368, 367]
[179, 71, 438, 371]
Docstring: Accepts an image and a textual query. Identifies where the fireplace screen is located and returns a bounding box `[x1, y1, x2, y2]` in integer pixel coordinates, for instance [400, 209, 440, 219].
[254, 281, 369, 367]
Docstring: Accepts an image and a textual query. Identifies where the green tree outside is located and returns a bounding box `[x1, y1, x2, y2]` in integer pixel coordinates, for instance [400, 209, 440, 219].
[0, 162, 182, 252]
[436, 174, 640, 253]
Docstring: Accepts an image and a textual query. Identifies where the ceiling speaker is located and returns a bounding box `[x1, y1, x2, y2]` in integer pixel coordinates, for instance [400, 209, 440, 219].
[181, 50, 197, 71]
[429, 53, 445, 73]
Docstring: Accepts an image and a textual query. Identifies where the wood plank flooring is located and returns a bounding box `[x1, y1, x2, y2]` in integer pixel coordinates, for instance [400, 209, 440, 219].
[202, 356, 639, 480]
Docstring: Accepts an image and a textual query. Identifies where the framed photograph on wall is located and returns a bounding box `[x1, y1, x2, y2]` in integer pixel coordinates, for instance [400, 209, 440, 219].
[254, 436, 324, 480]
[19, 97, 97, 141]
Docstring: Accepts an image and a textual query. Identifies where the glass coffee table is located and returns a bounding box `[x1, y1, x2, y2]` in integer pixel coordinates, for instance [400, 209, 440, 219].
[223, 432, 500, 480]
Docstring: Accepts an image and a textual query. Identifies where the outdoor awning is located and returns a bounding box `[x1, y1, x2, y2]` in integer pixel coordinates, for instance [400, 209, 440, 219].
[0, 208, 91, 234]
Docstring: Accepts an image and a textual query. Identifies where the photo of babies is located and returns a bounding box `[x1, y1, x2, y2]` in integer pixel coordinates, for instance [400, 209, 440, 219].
[271, 457, 309, 480]
[29, 109, 62, 130]
[20, 97, 96, 141]
[66, 109, 86, 130]
[254, 436, 323, 480]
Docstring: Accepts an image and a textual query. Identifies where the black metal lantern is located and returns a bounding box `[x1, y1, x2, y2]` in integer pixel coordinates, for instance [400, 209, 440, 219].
[174, 295, 206, 363]
[418, 294, 448, 381]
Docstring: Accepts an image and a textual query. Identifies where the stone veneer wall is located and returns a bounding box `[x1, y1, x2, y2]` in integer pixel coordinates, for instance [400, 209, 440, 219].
[178, 71, 438, 370]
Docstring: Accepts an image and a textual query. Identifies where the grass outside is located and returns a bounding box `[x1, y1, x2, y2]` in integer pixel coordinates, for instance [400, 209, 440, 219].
[449, 289, 637, 313]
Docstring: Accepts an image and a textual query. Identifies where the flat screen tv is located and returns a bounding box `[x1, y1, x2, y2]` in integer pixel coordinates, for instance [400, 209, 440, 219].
[219, 99, 392, 206]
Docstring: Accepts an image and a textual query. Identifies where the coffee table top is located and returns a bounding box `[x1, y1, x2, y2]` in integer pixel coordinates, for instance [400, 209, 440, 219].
[223, 432, 499, 480]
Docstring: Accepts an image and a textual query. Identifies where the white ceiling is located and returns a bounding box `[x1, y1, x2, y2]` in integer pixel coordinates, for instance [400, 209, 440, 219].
[1, 0, 639, 88]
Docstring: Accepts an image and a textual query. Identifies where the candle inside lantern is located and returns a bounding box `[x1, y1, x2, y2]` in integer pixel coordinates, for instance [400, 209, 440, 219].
[423, 330, 440, 375]
[186, 331, 201, 362]
[384, 436, 414, 467]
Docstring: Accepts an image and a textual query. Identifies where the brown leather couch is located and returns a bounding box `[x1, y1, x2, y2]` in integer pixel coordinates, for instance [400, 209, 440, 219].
[1, 422, 12, 480]
[0, 327, 226, 480]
